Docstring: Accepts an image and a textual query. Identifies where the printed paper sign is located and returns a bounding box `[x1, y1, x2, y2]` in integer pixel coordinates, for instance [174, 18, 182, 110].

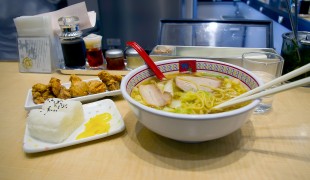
[18, 37, 52, 73]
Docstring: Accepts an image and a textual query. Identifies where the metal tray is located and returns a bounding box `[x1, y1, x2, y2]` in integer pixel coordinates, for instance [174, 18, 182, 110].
[150, 45, 277, 66]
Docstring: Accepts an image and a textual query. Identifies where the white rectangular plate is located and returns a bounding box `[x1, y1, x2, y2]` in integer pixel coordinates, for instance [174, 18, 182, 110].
[23, 99, 125, 153]
[24, 78, 121, 111]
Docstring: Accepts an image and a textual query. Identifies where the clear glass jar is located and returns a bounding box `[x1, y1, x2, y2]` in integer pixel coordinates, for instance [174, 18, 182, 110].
[58, 16, 86, 68]
[105, 49, 125, 70]
[125, 48, 145, 70]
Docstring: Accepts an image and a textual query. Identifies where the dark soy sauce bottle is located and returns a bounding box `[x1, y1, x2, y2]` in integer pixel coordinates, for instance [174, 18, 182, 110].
[58, 16, 86, 68]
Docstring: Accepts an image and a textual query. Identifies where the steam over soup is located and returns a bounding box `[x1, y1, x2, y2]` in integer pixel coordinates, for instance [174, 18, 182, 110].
[130, 72, 250, 114]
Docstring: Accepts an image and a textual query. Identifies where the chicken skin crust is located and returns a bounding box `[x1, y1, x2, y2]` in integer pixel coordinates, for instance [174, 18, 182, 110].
[98, 71, 122, 91]
[32, 83, 55, 104]
[49, 77, 61, 97]
[87, 80, 107, 94]
[69, 74, 89, 97]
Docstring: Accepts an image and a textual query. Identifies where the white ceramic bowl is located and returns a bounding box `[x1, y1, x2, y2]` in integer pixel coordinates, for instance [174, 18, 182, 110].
[121, 58, 263, 142]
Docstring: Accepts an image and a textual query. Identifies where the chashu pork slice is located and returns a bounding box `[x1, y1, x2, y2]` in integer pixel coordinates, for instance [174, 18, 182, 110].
[139, 84, 172, 107]
[175, 76, 221, 92]
[157, 79, 174, 96]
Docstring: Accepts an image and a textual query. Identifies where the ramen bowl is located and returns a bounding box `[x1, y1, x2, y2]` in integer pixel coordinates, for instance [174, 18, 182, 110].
[121, 58, 262, 142]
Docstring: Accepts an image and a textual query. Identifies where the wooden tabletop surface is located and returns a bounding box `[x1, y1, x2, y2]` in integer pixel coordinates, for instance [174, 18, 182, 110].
[0, 61, 310, 179]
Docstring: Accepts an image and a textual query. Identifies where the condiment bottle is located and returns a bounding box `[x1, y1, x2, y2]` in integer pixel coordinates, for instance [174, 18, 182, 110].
[105, 49, 125, 70]
[125, 48, 145, 70]
[58, 16, 86, 68]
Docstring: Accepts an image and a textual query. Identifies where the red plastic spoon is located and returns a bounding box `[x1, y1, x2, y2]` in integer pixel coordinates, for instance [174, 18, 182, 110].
[126, 41, 166, 80]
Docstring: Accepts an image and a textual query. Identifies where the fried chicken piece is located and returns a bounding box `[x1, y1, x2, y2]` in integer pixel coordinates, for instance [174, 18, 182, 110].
[49, 77, 61, 97]
[32, 83, 55, 104]
[111, 75, 122, 82]
[58, 85, 72, 99]
[48, 77, 71, 99]
[106, 79, 120, 91]
[69, 74, 89, 97]
[32, 83, 49, 92]
[97, 70, 122, 91]
[98, 71, 122, 83]
[98, 70, 112, 83]
[87, 80, 107, 94]
[70, 74, 83, 83]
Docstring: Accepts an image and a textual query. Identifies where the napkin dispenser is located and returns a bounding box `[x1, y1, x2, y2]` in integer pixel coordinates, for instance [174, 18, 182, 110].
[14, 2, 96, 73]
[14, 15, 59, 73]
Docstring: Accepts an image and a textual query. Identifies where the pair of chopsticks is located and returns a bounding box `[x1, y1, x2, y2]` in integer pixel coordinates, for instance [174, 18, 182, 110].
[213, 63, 310, 110]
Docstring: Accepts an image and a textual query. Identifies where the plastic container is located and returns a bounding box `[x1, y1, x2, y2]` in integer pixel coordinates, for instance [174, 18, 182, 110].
[83, 34, 104, 69]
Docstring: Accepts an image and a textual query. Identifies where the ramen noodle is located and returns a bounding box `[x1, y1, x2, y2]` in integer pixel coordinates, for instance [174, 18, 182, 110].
[131, 72, 249, 114]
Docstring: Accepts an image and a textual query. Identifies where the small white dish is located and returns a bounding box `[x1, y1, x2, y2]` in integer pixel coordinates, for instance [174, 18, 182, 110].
[24, 78, 121, 111]
[23, 99, 125, 153]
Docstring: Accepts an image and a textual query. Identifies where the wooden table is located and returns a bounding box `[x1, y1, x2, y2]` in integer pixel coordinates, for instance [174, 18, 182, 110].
[1, 61, 310, 179]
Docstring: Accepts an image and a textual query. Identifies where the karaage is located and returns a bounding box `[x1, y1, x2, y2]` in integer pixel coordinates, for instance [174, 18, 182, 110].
[58, 86, 71, 99]
[87, 80, 107, 94]
[69, 74, 89, 97]
[49, 77, 61, 97]
[32, 83, 55, 104]
[98, 70, 122, 91]
[31, 71, 121, 104]
[105, 79, 120, 91]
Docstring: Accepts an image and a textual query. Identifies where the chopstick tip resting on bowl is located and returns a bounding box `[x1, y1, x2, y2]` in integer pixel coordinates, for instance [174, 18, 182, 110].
[213, 63, 310, 110]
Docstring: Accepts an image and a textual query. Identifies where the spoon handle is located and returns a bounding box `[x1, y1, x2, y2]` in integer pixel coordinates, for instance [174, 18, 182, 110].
[127, 41, 166, 80]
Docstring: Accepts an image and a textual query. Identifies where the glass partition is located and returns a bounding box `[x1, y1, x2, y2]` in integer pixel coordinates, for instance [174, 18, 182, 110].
[158, 19, 273, 48]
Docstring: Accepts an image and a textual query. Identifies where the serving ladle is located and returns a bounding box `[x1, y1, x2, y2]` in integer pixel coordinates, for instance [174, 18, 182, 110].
[126, 41, 166, 80]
